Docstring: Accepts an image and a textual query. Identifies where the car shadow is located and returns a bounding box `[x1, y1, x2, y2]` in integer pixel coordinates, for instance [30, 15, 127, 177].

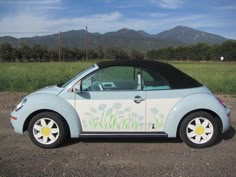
[62, 137, 183, 147]
[214, 126, 235, 146]
[62, 126, 235, 148]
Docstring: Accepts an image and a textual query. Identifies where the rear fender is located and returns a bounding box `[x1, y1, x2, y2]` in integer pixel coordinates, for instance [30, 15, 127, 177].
[164, 93, 230, 137]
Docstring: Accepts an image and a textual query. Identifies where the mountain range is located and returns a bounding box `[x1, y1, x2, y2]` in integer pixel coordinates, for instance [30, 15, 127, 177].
[0, 26, 228, 51]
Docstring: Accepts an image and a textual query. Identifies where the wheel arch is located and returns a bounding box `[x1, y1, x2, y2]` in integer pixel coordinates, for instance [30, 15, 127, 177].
[18, 93, 82, 138]
[164, 93, 227, 137]
[23, 109, 71, 136]
[176, 109, 223, 138]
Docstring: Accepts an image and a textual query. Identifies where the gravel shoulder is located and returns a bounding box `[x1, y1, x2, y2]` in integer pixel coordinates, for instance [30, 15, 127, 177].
[0, 92, 235, 177]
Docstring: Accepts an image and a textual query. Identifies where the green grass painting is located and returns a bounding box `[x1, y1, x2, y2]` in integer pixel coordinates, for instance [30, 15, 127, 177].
[82, 103, 145, 130]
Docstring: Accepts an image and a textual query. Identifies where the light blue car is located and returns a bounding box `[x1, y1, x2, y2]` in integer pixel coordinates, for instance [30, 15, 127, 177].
[10, 60, 231, 148]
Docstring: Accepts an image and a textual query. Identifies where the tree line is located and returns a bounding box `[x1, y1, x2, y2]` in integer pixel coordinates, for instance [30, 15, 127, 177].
[147, 41, 236, 61]
[0, 43, 144, 62]
[0, 40, 235, 62]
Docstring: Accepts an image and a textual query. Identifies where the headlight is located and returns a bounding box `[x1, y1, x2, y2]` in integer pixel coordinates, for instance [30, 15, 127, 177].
[15, 98, 27, 111]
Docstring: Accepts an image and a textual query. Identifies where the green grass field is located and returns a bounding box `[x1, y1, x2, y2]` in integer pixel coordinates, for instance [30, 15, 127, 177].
[0, 61, 235, 94]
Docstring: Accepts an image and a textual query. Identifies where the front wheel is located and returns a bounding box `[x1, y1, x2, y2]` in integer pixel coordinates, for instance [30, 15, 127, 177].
[28, 112, 68, 148]
[179, 111, 219, 148]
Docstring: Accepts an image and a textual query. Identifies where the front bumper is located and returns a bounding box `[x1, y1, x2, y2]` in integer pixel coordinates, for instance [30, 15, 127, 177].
[10, 111, 25, 134]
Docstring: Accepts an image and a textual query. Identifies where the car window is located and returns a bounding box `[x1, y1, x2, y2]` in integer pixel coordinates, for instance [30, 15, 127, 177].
[142, 68, 171, 90]
[81, 66, 141, 91]
[62, 65, 96, 88]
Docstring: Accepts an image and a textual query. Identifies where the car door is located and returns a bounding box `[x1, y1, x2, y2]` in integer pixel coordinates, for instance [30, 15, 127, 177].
[75, 65, 146, 132]
[142, 67, 181, 132]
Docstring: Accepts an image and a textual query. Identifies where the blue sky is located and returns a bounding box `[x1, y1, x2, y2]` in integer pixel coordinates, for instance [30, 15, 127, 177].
[0, 0, 235, 39]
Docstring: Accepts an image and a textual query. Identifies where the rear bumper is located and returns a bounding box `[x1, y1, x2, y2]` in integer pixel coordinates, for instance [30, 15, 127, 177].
[222, 107, 231, 133]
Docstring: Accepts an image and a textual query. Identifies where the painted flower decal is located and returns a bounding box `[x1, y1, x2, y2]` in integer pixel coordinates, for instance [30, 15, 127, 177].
[82, 103, 145, 130]
[112, 103, 122, 110]
[150, 107, 165, 130]
[151, 108, 159, 115]
[90, 107, 97, 113]
[124, 107, 132, 112]
[98, 104, 107, 111]
[106, 108, 112, 116]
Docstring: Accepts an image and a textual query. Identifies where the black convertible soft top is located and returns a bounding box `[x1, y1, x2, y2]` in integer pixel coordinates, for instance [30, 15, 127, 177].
[97, 59, 202, 89]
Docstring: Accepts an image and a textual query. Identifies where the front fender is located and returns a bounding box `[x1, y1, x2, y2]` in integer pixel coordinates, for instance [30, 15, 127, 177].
[11, 93, 81, 138]
[164, 93, 230, 137]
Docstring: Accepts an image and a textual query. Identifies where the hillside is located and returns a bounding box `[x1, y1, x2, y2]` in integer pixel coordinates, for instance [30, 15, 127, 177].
[155, 26, 226, 45]
[0, 26, 228, 50]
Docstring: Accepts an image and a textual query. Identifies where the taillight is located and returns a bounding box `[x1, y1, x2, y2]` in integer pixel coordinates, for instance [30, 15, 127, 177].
[216, 96, 226, 108]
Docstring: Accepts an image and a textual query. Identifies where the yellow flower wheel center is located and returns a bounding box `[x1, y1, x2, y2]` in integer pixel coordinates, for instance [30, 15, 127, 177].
[195, 126, 205, 135]
[41, 127, 51, 137]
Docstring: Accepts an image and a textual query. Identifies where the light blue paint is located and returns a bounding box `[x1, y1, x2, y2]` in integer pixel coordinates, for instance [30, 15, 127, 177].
[146, 86, 230, 135]
[145, 86, 211, 99]
[11, 93, 81, 138]
[10, 63, 231, 142]
[76, 90, 146, 100]
[30, 85, 63, 96]
[10, 65, 99, 137]
[164, 92, 231, 137]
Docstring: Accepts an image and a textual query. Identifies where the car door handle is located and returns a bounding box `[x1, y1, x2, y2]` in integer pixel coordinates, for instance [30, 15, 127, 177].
[134, 96, 145, 104]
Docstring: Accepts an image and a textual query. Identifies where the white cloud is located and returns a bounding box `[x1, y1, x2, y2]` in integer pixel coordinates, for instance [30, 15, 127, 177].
[0, 8, 233, 39]
[150, 0, 184, 9]
[0, 13, 51, 37]
[149, 13, 168, 18]
[0, 11, 122, 37]
[48, 11, 122, 26]
[0, 0, 63, 13]
[102, 0, 116, 3]
[218, 5, 236, 11]
[91, 11, 122, 21]
[35, 6, 65, 10]
[0, 0, 62, 4]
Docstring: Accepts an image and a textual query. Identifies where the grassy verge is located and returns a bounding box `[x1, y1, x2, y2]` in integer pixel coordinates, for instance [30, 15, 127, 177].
[0, 62, 94, 92]
[173, 62, 236, 94]
[0, 61, 235, 94]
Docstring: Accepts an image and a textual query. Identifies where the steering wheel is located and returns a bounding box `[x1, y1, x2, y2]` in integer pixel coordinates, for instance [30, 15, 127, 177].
[93, 81, 103, 91]
[98, 82, 103, 91]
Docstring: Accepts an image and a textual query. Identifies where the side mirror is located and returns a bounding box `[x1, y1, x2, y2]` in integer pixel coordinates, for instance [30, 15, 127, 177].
[73, 81, 82, 94]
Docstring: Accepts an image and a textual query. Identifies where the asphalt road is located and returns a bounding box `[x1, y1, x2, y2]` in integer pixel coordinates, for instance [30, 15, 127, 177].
[0, 93, 235, 177]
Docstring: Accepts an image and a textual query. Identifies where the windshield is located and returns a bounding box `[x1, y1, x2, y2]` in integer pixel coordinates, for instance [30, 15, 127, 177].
[60, 65, 96, 88]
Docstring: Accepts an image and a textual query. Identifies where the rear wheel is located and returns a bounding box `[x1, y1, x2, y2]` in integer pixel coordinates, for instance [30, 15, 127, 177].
[179, 111, 219, 148]
[28, 112, 68, 148]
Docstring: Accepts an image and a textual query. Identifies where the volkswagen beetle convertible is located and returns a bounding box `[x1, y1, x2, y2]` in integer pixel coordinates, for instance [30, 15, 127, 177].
[10, 60, 231, 148]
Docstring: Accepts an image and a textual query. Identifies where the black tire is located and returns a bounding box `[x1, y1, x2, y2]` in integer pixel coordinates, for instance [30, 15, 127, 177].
[179, 111, 219, 148]
[28, 112, 68, 148]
